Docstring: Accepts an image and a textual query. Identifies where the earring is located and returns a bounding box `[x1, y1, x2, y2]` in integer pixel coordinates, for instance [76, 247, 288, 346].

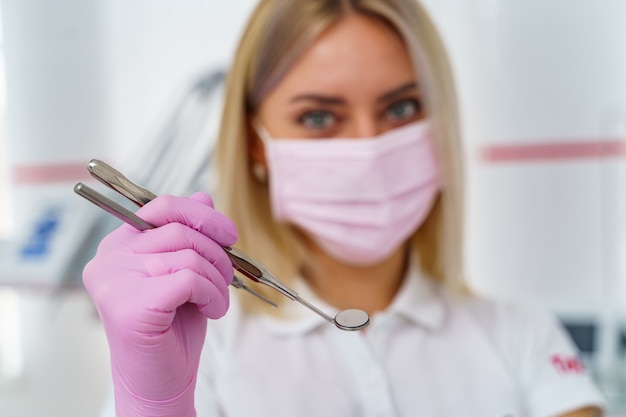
[252, 162, 268, 183]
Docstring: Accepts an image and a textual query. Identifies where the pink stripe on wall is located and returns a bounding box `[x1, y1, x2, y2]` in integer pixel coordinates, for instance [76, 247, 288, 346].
[9, 139, 626, 185]
[481, 139, 626, 163]
[12, 162, 92, 185]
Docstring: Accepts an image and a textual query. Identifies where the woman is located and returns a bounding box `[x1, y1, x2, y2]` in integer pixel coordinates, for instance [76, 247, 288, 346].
[86, 1, 605, 416]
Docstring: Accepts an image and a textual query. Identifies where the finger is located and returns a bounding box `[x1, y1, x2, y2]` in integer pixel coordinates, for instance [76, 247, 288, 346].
[101, 257, 231, 325]
[123, 223, 234, 281]
[145, 269, 230, 319]
[139, 249, 233, 293]
[136, 195, 238, 246]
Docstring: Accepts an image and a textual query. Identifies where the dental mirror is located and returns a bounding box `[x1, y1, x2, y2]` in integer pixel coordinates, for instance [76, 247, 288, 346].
[294, 296, 370, 331]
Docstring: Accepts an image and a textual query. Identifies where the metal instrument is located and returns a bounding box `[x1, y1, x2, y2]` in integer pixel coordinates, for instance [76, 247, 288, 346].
[74, 159, 370, 331]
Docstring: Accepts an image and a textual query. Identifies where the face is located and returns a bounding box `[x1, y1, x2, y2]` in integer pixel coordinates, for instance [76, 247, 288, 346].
[251, 12, 425, 164]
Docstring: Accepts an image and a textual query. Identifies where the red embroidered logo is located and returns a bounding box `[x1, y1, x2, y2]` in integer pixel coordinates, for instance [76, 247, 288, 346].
[550, 354, 585, 374]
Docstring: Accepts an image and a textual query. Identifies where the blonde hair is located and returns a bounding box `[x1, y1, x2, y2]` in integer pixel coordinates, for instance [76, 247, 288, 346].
[215, 0, 465, 310]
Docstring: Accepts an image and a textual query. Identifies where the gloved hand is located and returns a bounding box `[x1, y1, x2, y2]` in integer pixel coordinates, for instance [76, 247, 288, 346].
[83, 192, 237, 417]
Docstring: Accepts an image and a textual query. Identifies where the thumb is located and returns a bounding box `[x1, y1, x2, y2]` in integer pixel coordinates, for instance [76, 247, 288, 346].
[190, 191, 215, 208]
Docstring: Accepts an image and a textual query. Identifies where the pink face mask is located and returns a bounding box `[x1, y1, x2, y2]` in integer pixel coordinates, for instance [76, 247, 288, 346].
[257, 120, 442, 266]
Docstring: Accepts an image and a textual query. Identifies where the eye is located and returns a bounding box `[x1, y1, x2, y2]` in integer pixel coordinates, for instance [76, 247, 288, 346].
[385, 99, 421, 122]
[298, 110, 336, 130]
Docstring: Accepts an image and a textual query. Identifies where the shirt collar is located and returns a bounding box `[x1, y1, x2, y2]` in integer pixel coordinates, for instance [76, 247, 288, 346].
[259, 260, 447, 336]
[378, 260, 447, 331]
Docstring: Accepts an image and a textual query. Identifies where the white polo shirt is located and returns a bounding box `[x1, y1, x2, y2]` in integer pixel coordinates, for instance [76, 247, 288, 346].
[195, 264, 605, 417]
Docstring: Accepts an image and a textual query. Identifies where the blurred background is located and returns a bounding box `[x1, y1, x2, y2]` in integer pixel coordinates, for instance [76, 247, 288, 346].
[0, 0, 625, 416]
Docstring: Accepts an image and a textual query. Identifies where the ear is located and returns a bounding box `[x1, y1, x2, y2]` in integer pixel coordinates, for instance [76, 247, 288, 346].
[246, 119, 269, 182]
[247, 120, 266, 166]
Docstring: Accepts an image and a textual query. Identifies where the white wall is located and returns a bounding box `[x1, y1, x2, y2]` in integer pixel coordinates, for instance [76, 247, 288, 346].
[423, 0, 626, 315]
[101, 0, 258, 164]
[0, 0, 258, 230]
[0, 1, 10, 238]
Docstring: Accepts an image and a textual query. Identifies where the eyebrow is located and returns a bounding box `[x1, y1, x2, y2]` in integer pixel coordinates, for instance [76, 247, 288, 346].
[377, 82, 418, 103]
[289, 94, 345, 106]
[289, 81, 418, 106]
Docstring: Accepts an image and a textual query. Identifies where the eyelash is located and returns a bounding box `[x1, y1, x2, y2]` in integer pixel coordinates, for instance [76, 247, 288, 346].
[383, 98, 422, 122]
[297, 111, 337, 130]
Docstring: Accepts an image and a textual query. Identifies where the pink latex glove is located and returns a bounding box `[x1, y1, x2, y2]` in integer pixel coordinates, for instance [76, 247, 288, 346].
[83, 192, 237, 417]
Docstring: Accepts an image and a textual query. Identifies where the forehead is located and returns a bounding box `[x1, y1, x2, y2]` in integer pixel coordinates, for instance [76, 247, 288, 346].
[266, 13, 418, 102]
